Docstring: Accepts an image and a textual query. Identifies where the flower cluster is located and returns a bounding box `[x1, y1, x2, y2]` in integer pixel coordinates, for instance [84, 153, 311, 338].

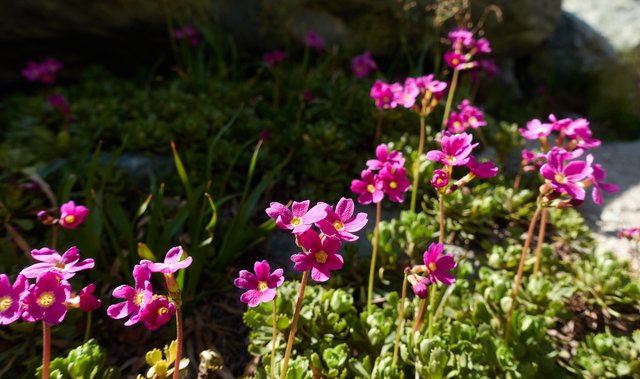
[351, 51, 378, 78]
[107, 246, 192, 330]
[173, 24, 200, 46]
[22, 58, 62, 85]
[305, 31, 325, 52]
[351, 144, 410, 204]
[407, 243, 457, 298]
[263, 50, 288, 67]
[37, 200, 90, 230]
[446, 99, 487, 133]
[370, 75, 447, 113]
[426, 131, 498, 193]
[519, 115, 619, 206]
[444, 28, 491, 71]
[0, 246, 98, 326]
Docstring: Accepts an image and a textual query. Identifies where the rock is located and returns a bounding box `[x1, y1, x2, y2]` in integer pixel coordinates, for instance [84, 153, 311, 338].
[563, 0, 640, 53]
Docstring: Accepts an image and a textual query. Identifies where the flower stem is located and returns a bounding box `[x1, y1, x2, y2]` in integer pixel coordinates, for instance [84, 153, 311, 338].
[410, 115, 427, 213]
[505, 206, 542, 341]
[427, 285, 439, 338]
[441, 69, 460, 129]
[438, 193, 445, 244]
[42, 322, 50, 379]
[50, 225, 58, 250]
[367, 201, 382, 310]
[392, 272, 409, 366]
[83, 311, 92, 343]
[281, 270, 309, 378]
[173, 308, 183, 379]
[412, 297, 427, 332]
[532, 208, 548, 276]
[270, 297, 278, 379]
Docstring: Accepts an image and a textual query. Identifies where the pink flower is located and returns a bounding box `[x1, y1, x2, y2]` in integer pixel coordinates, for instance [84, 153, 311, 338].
[415, 74, 448, 99]
[366, 144, 405, 170]
[58, 200, 89, 229]
[351, 51, 378, 78]
[411, 276, 431, 299]
[21, 246, 95, 280]
[234, 260, 285, 307]
[587, 164, 619, 205]
[316, 198, 368, 242]
[78, 284, 102, 312]
[422, 243, 456, 286]
[540, 147, 593, 200]
[618, 228, 640, 240]
[173, 24, 200, 46]
[0, 274, 28, 325]
[351, 170, 384, 205]
[458, 100, 486, 129]
[446, 112, 467, 133]
[565, 118, 601, 150]
[395, 78, 420, 108]
[22, 58, 62, 85]
[107, 264, 153, 326]
[144, 246, 192, 274]
[266, 200, 327, 234]
[305, 31, 325, 52]
[370, 80, 402, 109]
[465, 156, 498, 179]
[263, 50, 288, 67]
[426, 132, 478, 166]
[22, 271, 71, 325]
[474, 38, 492, 54]
[140, 295, 176, 331]
[47, 94, 71, 116]
[448, 29, 475, 48]
[379, 164, 410, 203]
[444, 52, 469, 70]
[519, 119, 553, 140]
[291, 230, 343, 282]
[431, 169, 449, 189]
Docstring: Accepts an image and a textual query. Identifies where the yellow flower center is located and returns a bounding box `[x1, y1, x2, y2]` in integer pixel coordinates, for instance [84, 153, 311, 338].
[367, 184, 375, 193]
[453, 121, 461, 129]
[158, 306, 169, 316]
[446, 156, 456, 163]
[290, 217, 302, 226]
[257, 281, 268, 291]
[63, 215, 76, 224]
[554, 173, 566, 184]
[315, 251, 328, 263]
[0, 296, 12, 312]
[428, 262, 437, 272]
[333, 221, 344, 231]
[452, 58, 459, 65]
[55, 261, 66, 269]
[468, 116, 477, 124]
[389, 181, 398, 189]
[37, 292, 55, 308]
[133, 291, 145, 306]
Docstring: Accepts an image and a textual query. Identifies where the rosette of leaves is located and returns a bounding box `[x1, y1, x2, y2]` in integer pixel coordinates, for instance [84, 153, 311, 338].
[568, 331, 640, 378]
[349, 353, 405, 379]
[36, 339, 119, 379]
[378, 210, 438, 266]
[350, 292, 401, 357]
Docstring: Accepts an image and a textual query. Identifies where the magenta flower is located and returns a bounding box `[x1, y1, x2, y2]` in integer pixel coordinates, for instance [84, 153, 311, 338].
[431, 169, 449, 189]
[47, 94, 71, 116]
[316, 198, 368, 242]
[234, 260, 285, 307]
[107, 264, 153, 326]
[474, 38, 492, 54]
[426, 132, 478, 166]
[618, 228, 640, 240]
[21, 246, 95, 280]
[173, 24, 200, 46]
[565, 118, 601, 150]
[144, 246, 192, 274]
[266, 200, 327, 234]
[411, 276, 431, 299]
[466, 156, 498, 179]
[78, 284, 102, 312]
[22, 271, 71, 325]
[366, 144, 405, 170]
[588, 164, 619, 205]
[540, 148, 593, 200]
[0, 274, 28, 325]
[423, 243, 456, 286]
[305, 31, 325, 52]
[140, 295, 176, 331]
[291, 230, 343, 282]
[458, 100, 486, 129]
[415, 74, 448, 99]
[446, 112, 466, 133]
[448, 28, 475, 48]
[370, 80, 402, 109]
[444, 52, 469, 70]
[58, 200, 89, 229]
[351, 170, 384, 205]
[263, 50, 288, 67]
[379, 164, 410, 203]
[22, 58, 62, 85]
[395, 78, 420, 108]
[351, 51, 378, 78]
[519, 119, 553, 140]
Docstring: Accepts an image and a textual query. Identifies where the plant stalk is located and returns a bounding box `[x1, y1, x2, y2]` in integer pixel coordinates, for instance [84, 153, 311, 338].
[532, 208, 548, 276]
[271, 297, 278, 379]
[441, 69, 460, 129]
[427, 285, 439, 338]
[42, 322, 50, 379]
[83, 311, 92, 343]
[438, 193, 445, 244]
[173, 308, 183, 379]
[505, 206, 542, 341]
[367, 201, 382, 310]
[412, 298, 428, 332]
[392, 272, 409, 365]
[410, 115, 427, 213]
[281, 270, 309, 378]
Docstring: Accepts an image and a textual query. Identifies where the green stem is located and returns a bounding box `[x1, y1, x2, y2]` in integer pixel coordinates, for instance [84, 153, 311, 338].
[42, 322, 50, 379]
[271, 298, 277, 379]
[173, 308, 183, 379]
[532, 208, 548, 276]
[83, 311, 92, 343]
[50, 225, 58, 251]
[410, 115, 426, 213]
[427, 285, 438, 338]
[505, 206, 542, 341]
[441, 69, 460, 129]
[438, 193, 445, 244]
[281, 271, 309, 378]
[367, 201, 382, 310]
[412, 297, 427, 332]
[392, 272, 409, 366]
